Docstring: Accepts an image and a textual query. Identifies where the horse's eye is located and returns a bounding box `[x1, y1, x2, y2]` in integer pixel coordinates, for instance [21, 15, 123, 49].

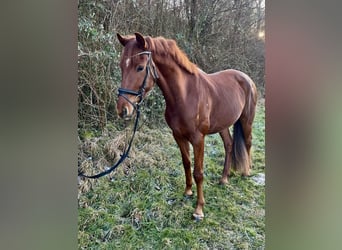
[136, 65, 144, 72]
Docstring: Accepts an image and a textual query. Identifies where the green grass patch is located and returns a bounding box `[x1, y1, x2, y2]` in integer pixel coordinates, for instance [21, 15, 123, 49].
[78, 101, 265, 249]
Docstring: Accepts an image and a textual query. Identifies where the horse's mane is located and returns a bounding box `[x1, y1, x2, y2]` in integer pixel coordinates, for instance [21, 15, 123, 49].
[144, 36, 198, 75]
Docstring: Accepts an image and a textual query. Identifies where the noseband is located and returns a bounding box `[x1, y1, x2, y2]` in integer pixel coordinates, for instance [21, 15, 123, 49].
[118, 51, 158, 110]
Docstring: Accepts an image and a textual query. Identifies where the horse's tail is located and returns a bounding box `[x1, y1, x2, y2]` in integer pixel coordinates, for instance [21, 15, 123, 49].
[231, 70, 257, 176]
[231, 119, 250, 176]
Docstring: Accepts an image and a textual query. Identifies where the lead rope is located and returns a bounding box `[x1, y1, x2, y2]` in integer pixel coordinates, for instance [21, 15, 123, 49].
[78, 105, 141, 179]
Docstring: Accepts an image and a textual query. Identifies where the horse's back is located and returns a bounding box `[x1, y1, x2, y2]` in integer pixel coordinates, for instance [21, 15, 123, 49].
[195, 68, 257, 132]
[206, 69, 257, 105]
[205, 69, 255, 88]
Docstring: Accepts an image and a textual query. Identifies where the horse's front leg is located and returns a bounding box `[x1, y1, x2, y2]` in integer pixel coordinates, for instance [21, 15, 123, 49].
[192, 134, 205, 220]
[173, 134, 192, 196]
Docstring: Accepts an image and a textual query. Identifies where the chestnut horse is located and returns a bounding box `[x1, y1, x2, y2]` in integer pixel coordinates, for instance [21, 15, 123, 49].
[116, 32, 257, 219]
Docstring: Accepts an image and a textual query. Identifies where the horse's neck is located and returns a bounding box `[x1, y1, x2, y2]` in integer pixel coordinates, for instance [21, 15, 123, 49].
[155, 62, 195, 107]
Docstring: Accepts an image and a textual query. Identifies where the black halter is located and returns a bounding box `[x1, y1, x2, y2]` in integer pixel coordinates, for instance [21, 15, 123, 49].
[118, 51, 158, 110]
[78, 51, 158, 179]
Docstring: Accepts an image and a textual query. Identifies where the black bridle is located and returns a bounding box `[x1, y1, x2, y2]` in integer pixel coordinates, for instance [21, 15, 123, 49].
[78, 51, 158, 179]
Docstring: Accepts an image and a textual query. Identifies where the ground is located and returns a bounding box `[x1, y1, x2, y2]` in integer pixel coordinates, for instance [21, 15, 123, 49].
[78, 101, 265, 249]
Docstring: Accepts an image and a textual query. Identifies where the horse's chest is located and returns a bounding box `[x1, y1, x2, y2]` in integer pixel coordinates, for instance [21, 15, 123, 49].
[165, 112, 188, 134]
[165, 107, 208, 137]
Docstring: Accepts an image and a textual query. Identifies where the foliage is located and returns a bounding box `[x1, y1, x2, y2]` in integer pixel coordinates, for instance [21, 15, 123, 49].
[78, 1, 121, 131]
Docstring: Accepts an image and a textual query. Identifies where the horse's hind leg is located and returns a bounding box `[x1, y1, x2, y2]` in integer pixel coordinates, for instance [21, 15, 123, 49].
[240, 116, 254, 172]
[219, 128, 233, 185]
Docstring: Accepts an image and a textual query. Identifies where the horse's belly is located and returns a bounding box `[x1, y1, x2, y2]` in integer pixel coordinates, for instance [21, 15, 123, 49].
[208, 107, 243, 133]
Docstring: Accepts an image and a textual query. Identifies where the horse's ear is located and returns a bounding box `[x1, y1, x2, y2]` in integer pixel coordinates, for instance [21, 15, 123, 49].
[134, 32, 147, 50]
[117, 33, 128, 46]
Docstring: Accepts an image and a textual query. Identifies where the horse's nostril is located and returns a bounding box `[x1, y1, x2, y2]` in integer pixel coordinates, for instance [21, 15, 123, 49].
[121, 106, 129, 118]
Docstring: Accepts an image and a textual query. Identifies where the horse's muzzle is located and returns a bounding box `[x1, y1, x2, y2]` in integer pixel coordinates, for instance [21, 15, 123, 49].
[118, 103, 134, 121]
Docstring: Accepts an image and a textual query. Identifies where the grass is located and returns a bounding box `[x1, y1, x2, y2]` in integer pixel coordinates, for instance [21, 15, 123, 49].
[78, 101, 265, 249]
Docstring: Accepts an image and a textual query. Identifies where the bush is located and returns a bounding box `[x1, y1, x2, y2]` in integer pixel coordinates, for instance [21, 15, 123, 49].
[78, 1, 121, 131]
[78, 0, 265, 133]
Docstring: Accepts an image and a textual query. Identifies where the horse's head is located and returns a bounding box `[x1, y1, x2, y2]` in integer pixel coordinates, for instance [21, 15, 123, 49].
[116, 32, 158, 120]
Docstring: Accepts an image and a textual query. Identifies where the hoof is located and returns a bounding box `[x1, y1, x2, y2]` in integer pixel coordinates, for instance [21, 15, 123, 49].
[192, 213, 204, 221]
[219, 178, 228, 185]
[242, 171, 250, 177]
[184, 190, 193, 197]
